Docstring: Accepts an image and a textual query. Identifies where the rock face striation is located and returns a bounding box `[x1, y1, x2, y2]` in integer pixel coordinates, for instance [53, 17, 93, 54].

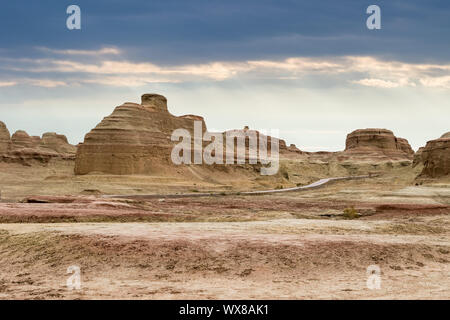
[0, 122, 76, 165]
[413, 147, 425, 167]
[40, 132, 77, 154]
[344, 129, 414, 160]
[11, 130, 39, 149]
[0, 121, 11, 154]
[417, 132, 450, 178]
[75, 94, 207, 175]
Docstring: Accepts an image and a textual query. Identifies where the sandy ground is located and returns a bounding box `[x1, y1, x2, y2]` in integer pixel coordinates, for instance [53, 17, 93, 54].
[0, 216, 448, 299]
[0, 160, 449, 299]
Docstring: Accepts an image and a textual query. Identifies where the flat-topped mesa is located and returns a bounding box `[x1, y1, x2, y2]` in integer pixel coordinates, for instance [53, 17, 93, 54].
[417, 132, 450, 179]
[141, 93, 168, 112]
[0, 121, 11, 153]
[75, 94, 207, 175]
[344, 128, 414, 160]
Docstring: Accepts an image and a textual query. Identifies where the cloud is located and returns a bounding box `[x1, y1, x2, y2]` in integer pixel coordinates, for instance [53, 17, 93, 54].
[304, 129, 346, 135]
[37, 47, 121, 56]
[0, 81, 17, 87]
[82, 76, 179, 87]
[2, 49, 450, 89]
[352, 78, 403, 88]
[420, 76, 450, 89]
[24, 60, 249, 81]
[27, 79, 67, 88]
[0, 79, 67, 88]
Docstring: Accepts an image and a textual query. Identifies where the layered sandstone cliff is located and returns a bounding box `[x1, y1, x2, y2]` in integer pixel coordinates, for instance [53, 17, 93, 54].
[417, 132, 450, 178]
[75, 94, 207, 175]
[344, 129, 414, 160]
[11, 130, 40, 149]
[40, 132, 77, 154]
[221, 126, 304, 163]
[0, 121, 11, 154]
[0, 122, 76, 165]
[75, 94, 303, 175]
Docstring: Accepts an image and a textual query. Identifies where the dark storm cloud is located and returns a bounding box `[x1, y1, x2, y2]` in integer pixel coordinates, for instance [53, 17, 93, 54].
[0, 0, 449, 63]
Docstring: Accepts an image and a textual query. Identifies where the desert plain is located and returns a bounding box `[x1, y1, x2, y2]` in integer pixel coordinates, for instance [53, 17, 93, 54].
[0, 94, 449, 299]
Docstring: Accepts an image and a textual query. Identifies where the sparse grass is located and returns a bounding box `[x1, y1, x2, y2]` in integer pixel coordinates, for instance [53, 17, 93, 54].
[289, 212, 316, 219]
[281, 170, 289, 180]
[342, 207, 359, 220]
[375, 223, 446, 235]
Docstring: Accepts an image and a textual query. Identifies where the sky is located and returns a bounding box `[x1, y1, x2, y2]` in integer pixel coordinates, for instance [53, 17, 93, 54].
[0, 0, 449, 151]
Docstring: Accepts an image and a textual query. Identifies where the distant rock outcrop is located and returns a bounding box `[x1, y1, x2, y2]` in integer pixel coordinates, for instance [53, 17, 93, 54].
[413, 147, 425, 167]
[0, 123, 76, 165]
[396, 138, 415, 158]
[417, 132, 450, 178]
[11, 130, 38, 149]
[222, 127, 304, 160]
[344, 129, 414, 160]
[0, 121, 11, 153]
[40, 132, 77, 154]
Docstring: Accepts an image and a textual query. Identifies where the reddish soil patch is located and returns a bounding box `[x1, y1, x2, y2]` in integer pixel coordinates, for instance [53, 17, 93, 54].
[0, 194, 448, 223]
[367, 204, 450, 219]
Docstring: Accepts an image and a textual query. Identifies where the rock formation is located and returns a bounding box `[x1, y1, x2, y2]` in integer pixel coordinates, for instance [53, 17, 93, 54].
[75, 94, 207, 175]
[75, 94, 302, 175]
[417, 132, 450, 178]
[0, 122, 76, 165]
[0, 121, 11, 153]
[11, 130, 38, 149]
[413, 147, 425, 167]
[396, 138, 415, 158]
[40, 132, 77, 154]
[221, 127, 303, 161]
[344, 129, 414, 160]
